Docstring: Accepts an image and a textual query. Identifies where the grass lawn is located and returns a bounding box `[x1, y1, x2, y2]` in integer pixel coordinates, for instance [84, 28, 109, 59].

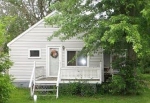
[7, 74, 150, 103]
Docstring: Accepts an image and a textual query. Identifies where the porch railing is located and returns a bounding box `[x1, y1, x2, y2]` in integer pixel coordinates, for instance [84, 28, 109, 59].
[60, 62, 102, 83]
[28, 61, 45, 97]
[29, 62, 102, 97]
[29, 61, 36, 97]
[56, 61, 61, 98]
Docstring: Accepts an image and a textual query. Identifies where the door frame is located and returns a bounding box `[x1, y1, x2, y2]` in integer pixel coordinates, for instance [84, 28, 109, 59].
[46, 44, 62, 77]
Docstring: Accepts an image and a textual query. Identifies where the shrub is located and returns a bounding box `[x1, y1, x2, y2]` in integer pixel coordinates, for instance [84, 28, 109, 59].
[0, 74, 14, 103]
[59, 81, 97, 96]
[0, 53, 12, 72]
[95, 82, 112, 95]
[0, 53, 14, 103]
[107, 60, 145, 95]
[139, 53, 150, 74]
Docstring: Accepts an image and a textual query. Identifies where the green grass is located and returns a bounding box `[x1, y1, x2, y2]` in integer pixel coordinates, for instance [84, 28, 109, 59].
[7, 88, 150, 103]
[7, 74, 150, 103]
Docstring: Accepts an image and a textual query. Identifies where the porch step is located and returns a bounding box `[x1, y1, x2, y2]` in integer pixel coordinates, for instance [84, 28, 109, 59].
[37, 94, 56, 97]
[35, 81, 57, 84]
[37, 77, 57, 81]
[34, 83, 57, 97]
[35, 89, 56, 92]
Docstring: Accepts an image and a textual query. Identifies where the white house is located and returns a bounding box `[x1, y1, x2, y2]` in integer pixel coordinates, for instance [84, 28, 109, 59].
[7, 11, 113, 98]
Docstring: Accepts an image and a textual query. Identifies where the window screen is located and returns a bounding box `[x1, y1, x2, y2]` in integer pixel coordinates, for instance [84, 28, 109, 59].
[30, 50, 40, 57]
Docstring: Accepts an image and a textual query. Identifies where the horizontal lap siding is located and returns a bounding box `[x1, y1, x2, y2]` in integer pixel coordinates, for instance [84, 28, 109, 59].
[9, 23, 58, 81]
[89, 51, 103, 67]
[9, 65, 33, 80]
[9, 21, 85, 81]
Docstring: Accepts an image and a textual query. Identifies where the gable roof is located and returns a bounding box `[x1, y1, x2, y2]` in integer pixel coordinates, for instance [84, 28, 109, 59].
[7, 10, 57, 47]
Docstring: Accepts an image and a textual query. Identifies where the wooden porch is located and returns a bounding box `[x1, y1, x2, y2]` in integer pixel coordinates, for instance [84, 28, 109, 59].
[29, 61, 102, 99]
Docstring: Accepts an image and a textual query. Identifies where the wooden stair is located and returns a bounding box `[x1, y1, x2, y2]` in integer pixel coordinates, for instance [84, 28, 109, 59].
[33, 77, 58, 97]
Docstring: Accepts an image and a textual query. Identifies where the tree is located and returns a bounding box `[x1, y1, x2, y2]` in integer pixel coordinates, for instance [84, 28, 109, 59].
[0, 17, 14, 103]
[0, 20, 5, 47]
[1, 0, 51, 25]
[0, 16, 17, 52]
[0, 53, 13, 103]
[46, 0, 149, 94]
[0, 17, 14, 49]
[0, 0, 62, 52]
[0, 0, 61, 25]
[45, 0, 148, 57]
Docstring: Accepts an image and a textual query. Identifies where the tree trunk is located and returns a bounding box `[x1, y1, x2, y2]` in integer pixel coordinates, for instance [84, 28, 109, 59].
[127, 44, 137, 61]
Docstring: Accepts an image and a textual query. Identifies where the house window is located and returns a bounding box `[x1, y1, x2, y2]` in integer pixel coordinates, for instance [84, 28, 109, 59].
[67, 51, 87, 66]
[28, 49, 41, 58]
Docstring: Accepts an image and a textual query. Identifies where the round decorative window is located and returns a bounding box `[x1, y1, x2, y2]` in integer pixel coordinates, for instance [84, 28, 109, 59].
[50, 49, 58, 58]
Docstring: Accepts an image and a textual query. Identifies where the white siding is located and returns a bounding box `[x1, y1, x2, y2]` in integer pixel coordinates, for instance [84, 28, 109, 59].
[8, 20, 103, 82]
[89, 51, 103, 67]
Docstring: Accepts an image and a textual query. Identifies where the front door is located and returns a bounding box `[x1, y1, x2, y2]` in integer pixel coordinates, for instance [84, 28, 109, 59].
[49, 47, 60, 76]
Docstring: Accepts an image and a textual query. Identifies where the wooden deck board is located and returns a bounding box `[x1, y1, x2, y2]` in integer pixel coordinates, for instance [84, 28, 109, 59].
[61, 79, 100, 81]
[37, 77, 57, 81]
[37, 77, 100, 81]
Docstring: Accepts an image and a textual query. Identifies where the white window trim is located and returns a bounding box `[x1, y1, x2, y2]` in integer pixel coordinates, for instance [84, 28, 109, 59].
[28, 49, 41, 59]
[65, 48, 89, 67]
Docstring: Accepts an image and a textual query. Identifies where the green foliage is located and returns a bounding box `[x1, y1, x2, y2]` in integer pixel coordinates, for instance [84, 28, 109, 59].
[3, 16, 29, 52]
[108, 75, 126, 94]
[59, 81, 97, 96]
[101, 14, 142, 53]
[45, 0, 149, 56]
[141, 0, 150, 23]
[0, 53, 14, 103]
[0, 53, 13, 72]
[0, 16, 16, 52]
[139, 52, 150, 74]
[0, 74, 14, 103]
[0, 20, 6, 46]
[4, 85, 150, 103]
[107, 60, 145, 95]
[45, 0, 150, 95]
[96, 82, 110, 95]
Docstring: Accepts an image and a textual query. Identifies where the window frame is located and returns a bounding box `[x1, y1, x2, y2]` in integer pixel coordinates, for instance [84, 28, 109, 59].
[65, 48, 89, 67]
[28, 49, 41, 59]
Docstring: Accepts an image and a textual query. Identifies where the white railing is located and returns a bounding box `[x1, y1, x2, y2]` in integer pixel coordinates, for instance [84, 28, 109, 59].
[29, 61, 36, 97]
[28, 62, 46, 97]
[28, 61, 102, 97]
[60, 62, 102, 82]
[56, 61, 61, 99]
[61, 68, 100, 79]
